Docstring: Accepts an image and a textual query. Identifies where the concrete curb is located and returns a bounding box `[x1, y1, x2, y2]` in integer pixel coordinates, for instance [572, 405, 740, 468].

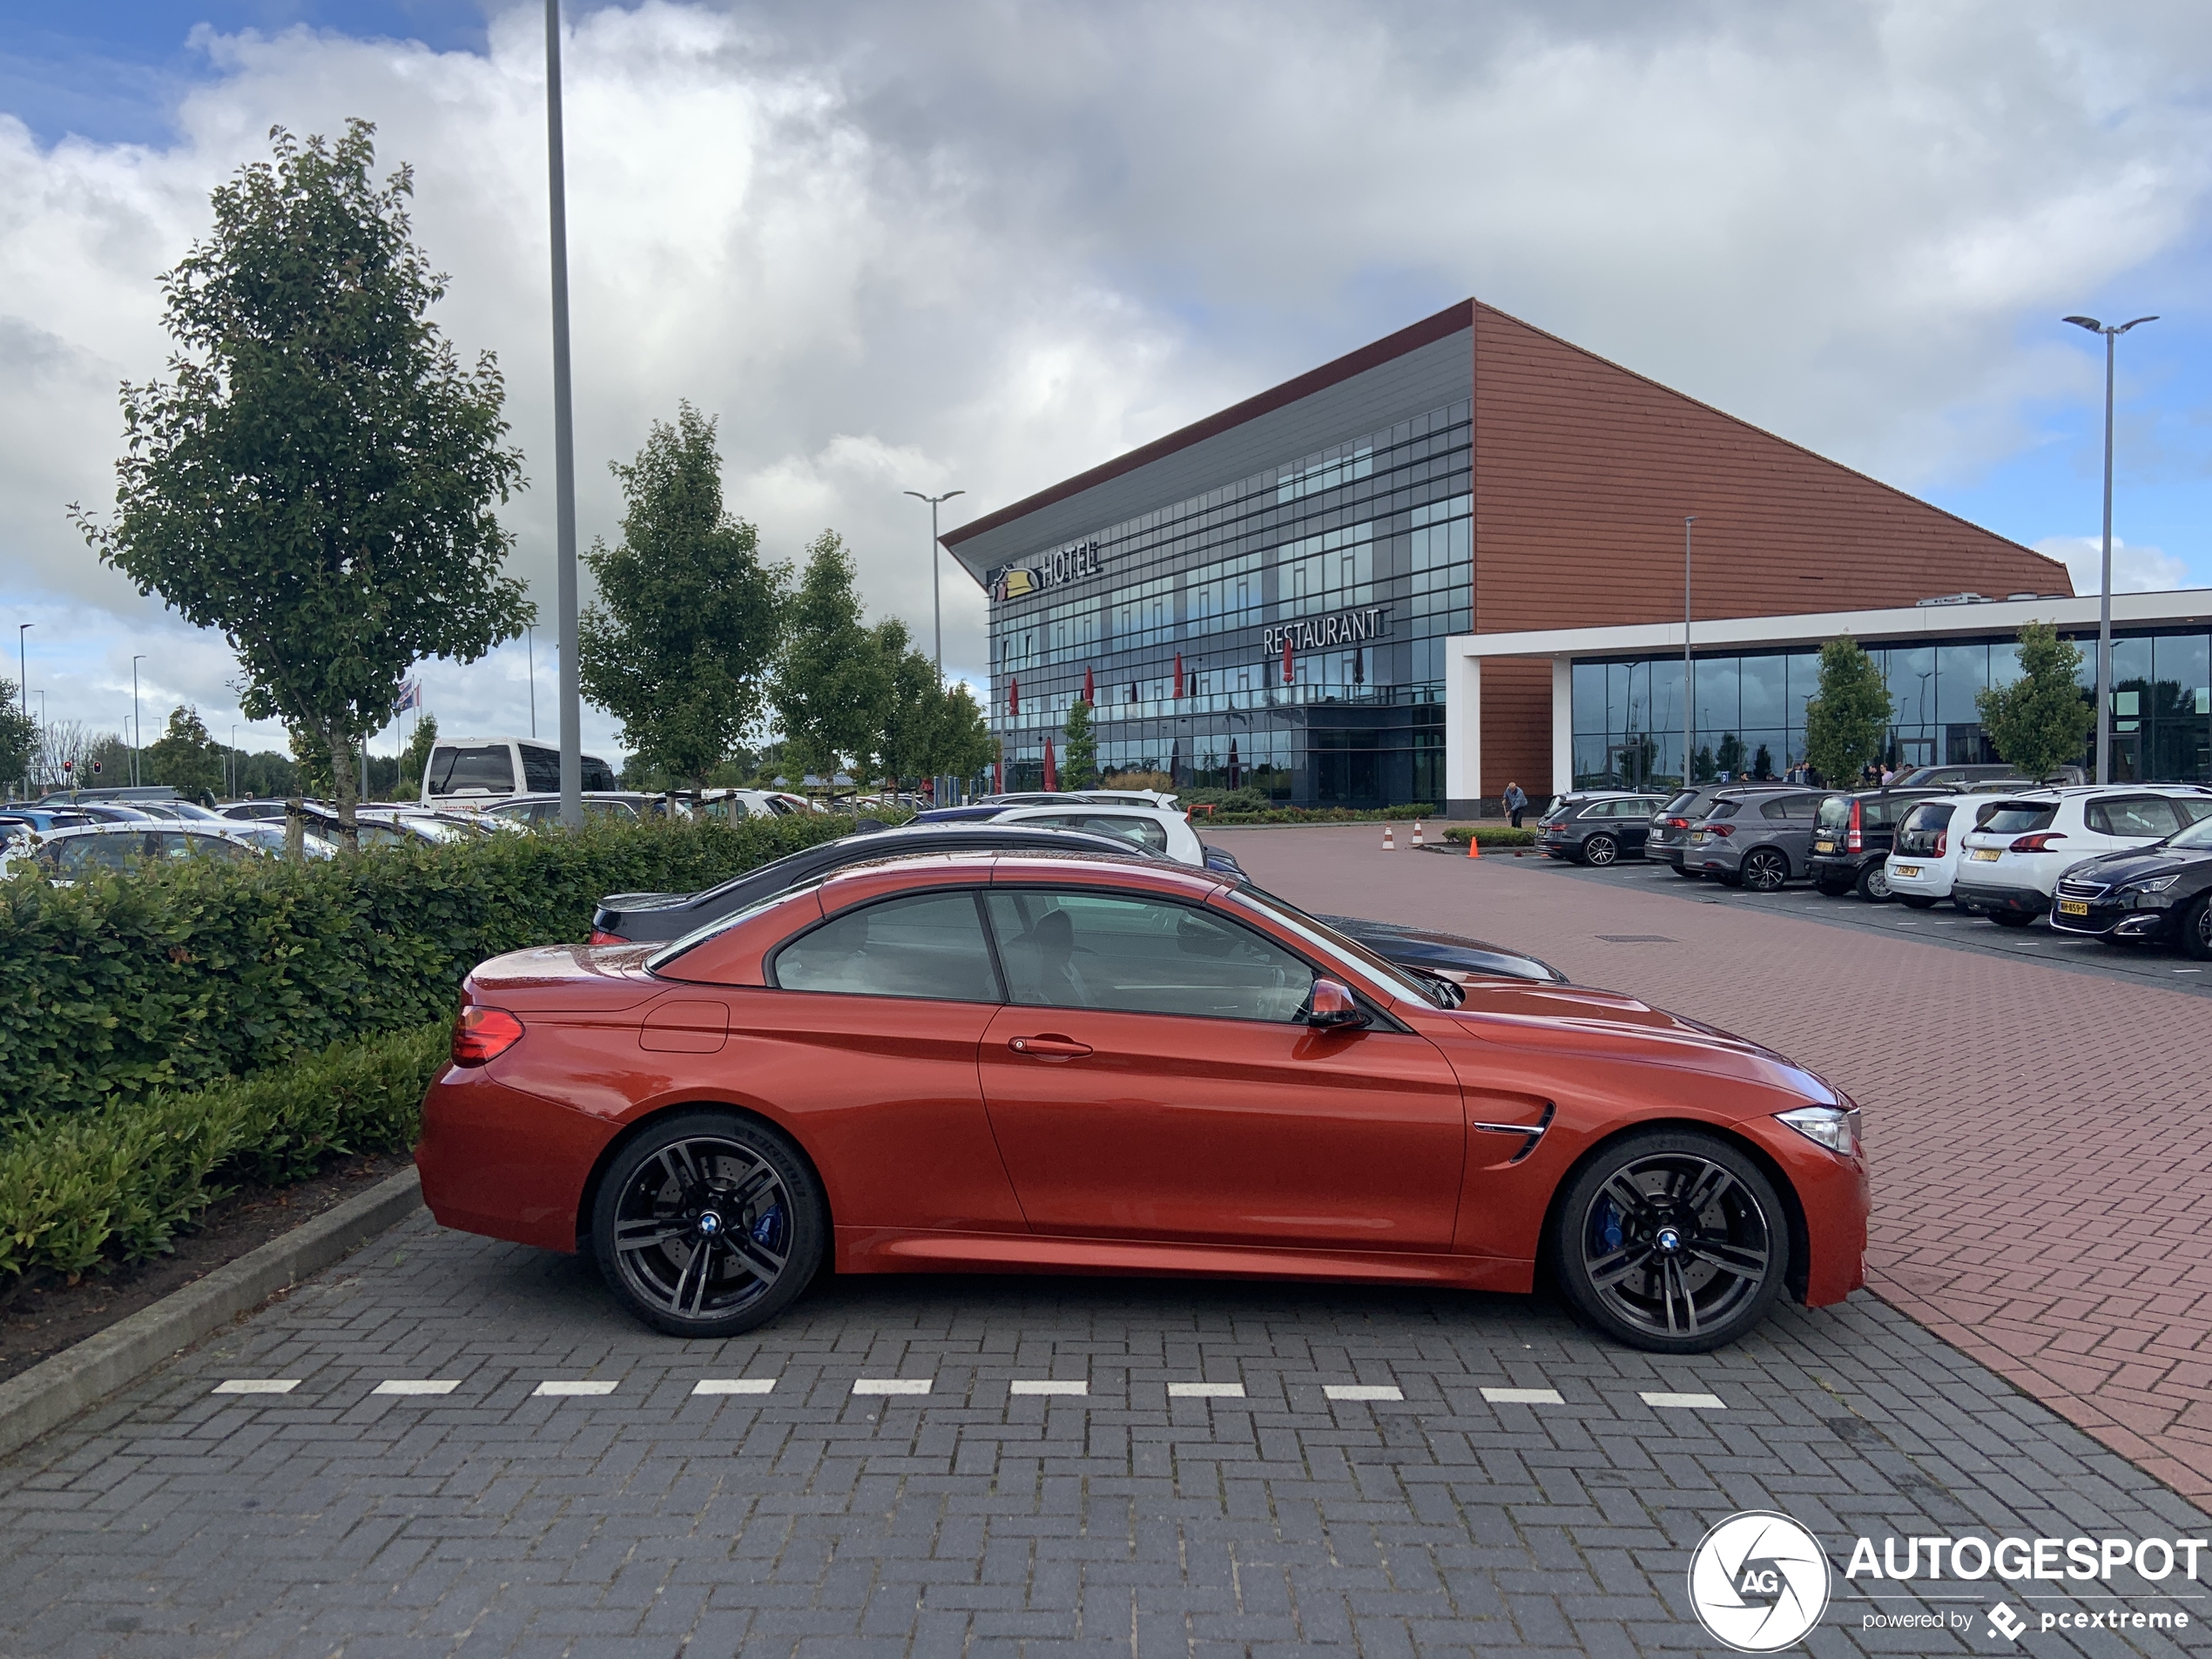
[0, 1166, 424, 1461]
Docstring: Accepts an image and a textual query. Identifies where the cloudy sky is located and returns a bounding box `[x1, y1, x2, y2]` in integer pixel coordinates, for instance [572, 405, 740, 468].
[3, 0, 2209, 764]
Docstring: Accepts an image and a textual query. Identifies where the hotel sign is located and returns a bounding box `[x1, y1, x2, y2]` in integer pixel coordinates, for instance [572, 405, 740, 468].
[1261, 606, 1386, 654]
[988, 537, 1103, 602]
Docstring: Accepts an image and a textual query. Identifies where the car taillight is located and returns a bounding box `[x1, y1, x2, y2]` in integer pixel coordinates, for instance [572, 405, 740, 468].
[588, 928, 630, 945]
[452, 1006, 524, 1067]
[1933, 831, 1947, 858]
[1666, 817, 1689, 829]
[2009, 832, 2067, 853]
[1707, 822, 1735, 837]
[1846, 799, 1863, 854]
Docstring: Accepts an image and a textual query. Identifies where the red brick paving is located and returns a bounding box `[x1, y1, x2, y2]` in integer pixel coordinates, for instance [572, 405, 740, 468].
[1215, 824, 2212, 1503]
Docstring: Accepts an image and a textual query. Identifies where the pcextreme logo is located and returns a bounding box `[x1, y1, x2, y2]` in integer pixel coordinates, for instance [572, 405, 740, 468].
[1688, 1511, 1831, 1651]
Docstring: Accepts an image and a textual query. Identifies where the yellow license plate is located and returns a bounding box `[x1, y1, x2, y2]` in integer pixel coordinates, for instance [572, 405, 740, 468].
[1813, 840, 1834, 853]
[1892, 864, 1921, 878]
[1968, 847, 2001, 861]
[2058, 899, 2089, 916]
[1689, 833, 1707, 844]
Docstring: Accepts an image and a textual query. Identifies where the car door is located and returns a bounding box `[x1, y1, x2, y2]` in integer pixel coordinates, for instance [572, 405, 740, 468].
[974, 886, 1467, 1251]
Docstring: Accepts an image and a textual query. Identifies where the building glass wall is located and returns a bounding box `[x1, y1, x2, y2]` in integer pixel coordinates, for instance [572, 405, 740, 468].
[988, 401, 1472, 806]
[1570, 628, 2212, 788]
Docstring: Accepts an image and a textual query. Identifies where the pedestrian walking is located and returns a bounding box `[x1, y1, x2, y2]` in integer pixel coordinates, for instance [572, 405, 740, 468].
[1503, 779, 1527, 828]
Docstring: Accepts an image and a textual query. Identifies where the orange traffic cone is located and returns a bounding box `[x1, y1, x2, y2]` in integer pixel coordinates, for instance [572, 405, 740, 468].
[1466, 833, 1480, 859]
[1412, 820, 1425, 847]
[1382, 825, 1395, 852]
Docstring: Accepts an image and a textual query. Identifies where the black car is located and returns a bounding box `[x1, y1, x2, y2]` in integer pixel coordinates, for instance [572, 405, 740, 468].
[1534, 792, 1668, 866]
[590, 822, 1568, 984]
[1806, 788, 1951, 900]
[2047, 814, 2212, 958]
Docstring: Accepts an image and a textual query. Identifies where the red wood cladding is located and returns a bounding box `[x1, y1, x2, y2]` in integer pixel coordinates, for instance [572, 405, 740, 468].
[1467, 304, 2071, 795]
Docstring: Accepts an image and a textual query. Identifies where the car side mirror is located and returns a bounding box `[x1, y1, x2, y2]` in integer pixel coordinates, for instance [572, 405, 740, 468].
[1305, 978, 1369, 1030]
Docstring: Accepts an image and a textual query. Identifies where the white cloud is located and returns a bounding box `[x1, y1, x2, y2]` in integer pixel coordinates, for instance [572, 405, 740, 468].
[3, 0, 2211, 757]
[2033, 535, 2193, 596]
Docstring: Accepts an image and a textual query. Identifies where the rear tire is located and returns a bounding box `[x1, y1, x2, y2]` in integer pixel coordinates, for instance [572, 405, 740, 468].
[1898, 895, 1937, 910]
[1856, 862, 1892, 902]
[1740, 849, 1788, 893]
[1582, 834, 1619, 867]
[590, 1109, 825, 1339]
[1552, 1128, 1788, 1354]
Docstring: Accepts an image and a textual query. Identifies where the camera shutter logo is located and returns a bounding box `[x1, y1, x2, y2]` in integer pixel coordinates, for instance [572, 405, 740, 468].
[1688, 1510, 1831, 1651]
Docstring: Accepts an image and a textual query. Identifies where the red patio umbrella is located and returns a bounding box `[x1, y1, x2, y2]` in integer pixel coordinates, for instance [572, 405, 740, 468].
[1082, 664, 1095, 704]
[1281, 637, 1294, 685]
[1228, 738, 1240, 790]
[1043, 737, 1057, 792]
[1008, 676, 1019, 715]
[1173, 652, 1184, 698]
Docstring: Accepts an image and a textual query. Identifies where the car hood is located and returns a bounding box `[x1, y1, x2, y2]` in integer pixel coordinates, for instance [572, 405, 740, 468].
[2066, 845, 2210, 885]
[1440, 980, 1842, 1102]
[1317, 914, 1568, 984]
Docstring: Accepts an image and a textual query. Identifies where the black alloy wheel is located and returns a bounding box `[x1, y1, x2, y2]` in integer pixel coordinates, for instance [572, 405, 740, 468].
[1554, 1129, 1787, 1353]
[1741, 849, 1788, 893]
[590, 1110, 825, 1338]
[1856, 861, 1892, 902]
[2183, 894, 2212, 962]
[1582, 833, 1620, 867]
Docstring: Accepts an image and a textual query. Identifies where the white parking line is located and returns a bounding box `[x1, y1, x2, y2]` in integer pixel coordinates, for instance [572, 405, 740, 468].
[1480, 1386, 1563, 1405]
[1323, 1384, 1403, 1401]
[692, 1379, 775, 1395]
[212, 1379, 299, 1395]
[1008, 1379, 1088, 1395]
[852, 1378, 931, 1395]
[1642, 1390, 1725, 1409]
[1168, 1382, 1245, 1398]
[372, 1379, 458, 1396]
[533, 1380, 617, 1397]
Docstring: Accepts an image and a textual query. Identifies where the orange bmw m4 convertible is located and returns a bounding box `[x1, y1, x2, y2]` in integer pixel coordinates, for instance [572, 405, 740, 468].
[416, 851, 1867, 1353]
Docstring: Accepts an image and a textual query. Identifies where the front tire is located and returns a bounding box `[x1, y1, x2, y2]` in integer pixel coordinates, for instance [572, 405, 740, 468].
[2182, 894, 2212, 961]
[590, 1109, 826, 1339]
[1582, 834, 1619, 867]
[1553, 1129, 1788, 1353]
[1856, 861, 1892, 902]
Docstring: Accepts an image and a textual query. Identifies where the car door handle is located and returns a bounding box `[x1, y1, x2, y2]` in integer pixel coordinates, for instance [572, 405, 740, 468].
[1008, 1035, 1093, 1060]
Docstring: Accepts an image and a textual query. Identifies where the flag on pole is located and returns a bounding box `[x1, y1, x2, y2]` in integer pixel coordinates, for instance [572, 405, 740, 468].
[394, 678, 423, 713]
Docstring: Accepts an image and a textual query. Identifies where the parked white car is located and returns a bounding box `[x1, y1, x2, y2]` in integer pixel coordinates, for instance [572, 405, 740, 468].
[1952, 786, 2212, 927]
[419, 736, 618, 806]
[983, 802, 1224, 870]
[22, 820, 337, 883]
[1884, 794, 2017, 906]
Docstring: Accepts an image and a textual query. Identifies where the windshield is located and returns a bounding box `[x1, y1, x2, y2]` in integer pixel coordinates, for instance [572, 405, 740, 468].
[1227, 885, 1440, 1007]
[2168, 816, 2212, 852]
[1704, 799, 1740, 821]
[645, 878, 829, 974]
[1816, 797, 1850, 832]
[1979, 803, 2058, 835]
[1899, 802, 1954, 834]
[1659, 791, 1699, 815]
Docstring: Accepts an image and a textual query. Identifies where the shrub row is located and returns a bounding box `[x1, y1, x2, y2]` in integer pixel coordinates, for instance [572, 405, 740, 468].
[1441, 826, 1537, 846]
[1198, 804, 1441, 826]
[0, 1021, 448, 1281]
[0, 813, 851, 1123]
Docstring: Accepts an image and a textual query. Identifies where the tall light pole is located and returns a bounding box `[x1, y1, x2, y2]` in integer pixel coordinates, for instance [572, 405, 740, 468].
[527, 624, 538, 738]
[1683, 516, 1696, 790]
[2063, 313, 2157, 784]
[546, 0, 583, 826]
[902, 489, 965, 680]
[131, 653, 146, 787]
[15, 623, 28, 723]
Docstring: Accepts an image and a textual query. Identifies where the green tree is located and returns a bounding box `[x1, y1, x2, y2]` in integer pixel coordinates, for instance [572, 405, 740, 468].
[1803, 636, 1891, 786]
[1977, 621, 2094, 781]
[935, 683, 995, 791]
[397, 711, 438, 798]
[0, 680, 34, 793]
[1062, 698, 1098, 790]
[72, 120, 530, 848]
[579, 405, 784, 797]
[871, 623, 939, 790]
[145, 705, 224, 799]
[773, 532, 891, 783]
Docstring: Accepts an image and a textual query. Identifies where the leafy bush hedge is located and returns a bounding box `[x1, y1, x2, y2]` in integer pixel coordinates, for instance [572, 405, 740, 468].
[0, 813, 850, 1123]
[1198, 804, 1440, 825]
[1441, 826, 1537, 846]
[0, 1021, 448, 1280]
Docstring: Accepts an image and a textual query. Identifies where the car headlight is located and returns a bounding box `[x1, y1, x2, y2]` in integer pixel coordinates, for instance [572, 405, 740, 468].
[2124, 874, 2180, 894]
[1777, 1104, 1861, 1157]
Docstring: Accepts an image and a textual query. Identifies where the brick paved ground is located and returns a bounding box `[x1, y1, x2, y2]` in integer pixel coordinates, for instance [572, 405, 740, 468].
[1215, 826, 2212, 1507]
[2, 1215, 2207, 1658]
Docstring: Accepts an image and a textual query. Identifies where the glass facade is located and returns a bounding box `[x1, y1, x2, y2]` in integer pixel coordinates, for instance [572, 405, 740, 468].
[988, 401, 1472, 806]
[1570, 628, 2212, 788]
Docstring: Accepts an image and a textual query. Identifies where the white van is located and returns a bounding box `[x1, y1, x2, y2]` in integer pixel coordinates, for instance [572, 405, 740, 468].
[420, 736, 617, 806]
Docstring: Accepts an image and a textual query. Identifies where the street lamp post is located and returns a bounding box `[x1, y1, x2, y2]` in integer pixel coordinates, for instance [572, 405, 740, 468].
[526, 624, 537, 738]
[14, 623, 27, 799]
[904, 488, 965, 803]
[131, 654, 147, 787]
[545, 0, 583, 828]
[1683, 516, 1696, 790]
[2063, 313, 2158, 785]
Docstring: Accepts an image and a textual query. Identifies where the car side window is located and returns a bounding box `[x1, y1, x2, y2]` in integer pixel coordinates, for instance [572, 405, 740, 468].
[2179, 799, 2212, 826]
[770, 891, 1000, 1004]
[1075, 815, 1168, 852]
[1760, 799, 1794, 821]
[984, 889, 1315, 1023]
[2087, 797, 2181, 838]
[51, 835, 145, 874]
